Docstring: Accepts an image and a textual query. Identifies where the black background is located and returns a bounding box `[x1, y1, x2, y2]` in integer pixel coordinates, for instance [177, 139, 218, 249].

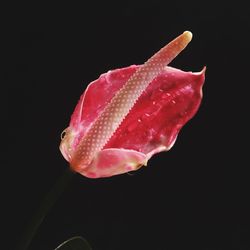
[6, 1, 250, 250]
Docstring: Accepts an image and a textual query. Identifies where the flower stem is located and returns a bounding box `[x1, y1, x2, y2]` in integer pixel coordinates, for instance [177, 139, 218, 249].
[17, 168, 75, 250]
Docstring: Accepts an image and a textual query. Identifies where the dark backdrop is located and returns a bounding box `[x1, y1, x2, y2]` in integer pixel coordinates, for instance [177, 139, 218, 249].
[6, 1, 249, 250]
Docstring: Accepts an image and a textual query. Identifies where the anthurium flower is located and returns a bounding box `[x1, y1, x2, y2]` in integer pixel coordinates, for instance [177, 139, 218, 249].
[60, 31, 205, 178]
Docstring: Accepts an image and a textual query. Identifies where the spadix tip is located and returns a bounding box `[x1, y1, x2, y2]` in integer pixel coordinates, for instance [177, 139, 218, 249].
[183, 31, 193, 42]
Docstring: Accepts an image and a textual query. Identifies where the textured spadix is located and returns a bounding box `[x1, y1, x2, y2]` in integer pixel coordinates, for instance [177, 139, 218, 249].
[72, 31, 192, 167]
[60, 31, 205, 178]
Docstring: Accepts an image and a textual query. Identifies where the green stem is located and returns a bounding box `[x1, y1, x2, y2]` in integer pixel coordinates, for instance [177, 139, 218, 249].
[17, 168, 75, 250]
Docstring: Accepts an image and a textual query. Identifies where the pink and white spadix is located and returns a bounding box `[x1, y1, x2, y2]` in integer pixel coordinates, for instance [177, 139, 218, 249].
[60, 31, 205, 178]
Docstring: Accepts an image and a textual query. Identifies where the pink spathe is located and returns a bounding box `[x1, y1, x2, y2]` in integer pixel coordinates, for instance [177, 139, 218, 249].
[60, 31, 205, 178]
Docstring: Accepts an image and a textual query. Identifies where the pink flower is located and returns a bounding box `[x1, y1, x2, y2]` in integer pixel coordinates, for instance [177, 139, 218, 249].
[60, 31, 205, 178]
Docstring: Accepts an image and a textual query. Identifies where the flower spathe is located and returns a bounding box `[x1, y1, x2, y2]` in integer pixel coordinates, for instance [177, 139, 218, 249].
[60, 31, 205, 178]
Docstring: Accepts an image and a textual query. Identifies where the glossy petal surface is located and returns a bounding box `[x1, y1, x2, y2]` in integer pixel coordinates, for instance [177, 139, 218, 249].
[61, 65, 205, 177]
